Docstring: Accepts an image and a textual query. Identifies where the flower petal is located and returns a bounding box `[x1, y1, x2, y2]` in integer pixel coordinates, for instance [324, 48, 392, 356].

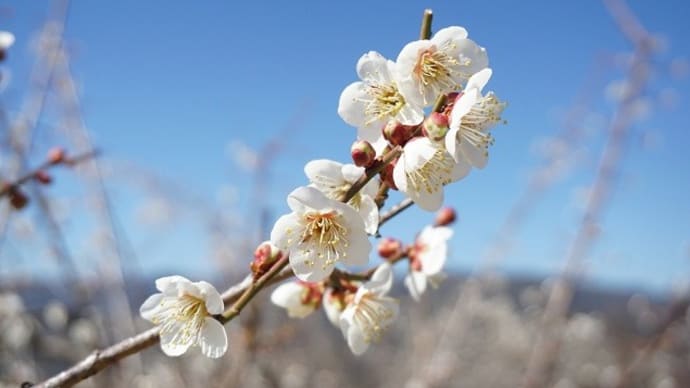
[460, 137, 488, 169]
[404, 271, 427, 302]
[160, 326, 193, 357]
[199, 317, 228, 359]
[450, 89, 478, 129]
[305, 159, 345, 187]
[341, 164, 364, 184]
[271, 282, 315, 319]
[287, 186, 332, 213]
[338, 81, 369, 128]
[196, 281, 224, 315]
[358, 195, 379, 235]
[366, 262, 393, 295]
[155, 275, 190, 293]
[323, 289, 343, 327]
[466, 68, 492, 92]
[431, 26, 468, 44]
[289, 249, 334, 282]
[270, 213, 300, 251]
[139, 293, 164, 322]
[413, 186, 444, 212]
[356, 51, 390, 83]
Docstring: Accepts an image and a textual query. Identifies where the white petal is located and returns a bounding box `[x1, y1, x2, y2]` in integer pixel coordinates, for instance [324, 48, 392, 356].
[445, 126, 461, 162]
[270, 283, 315, 319]
[160, 327, 193, 357]
[356, 51, 390, 83]
[396, 40, 434, 107]
[359, 195, 379, 235]
[395, 101, 424, 126]
[155, 275, 191, 293]
[466, 68, 492, 92]
[450, 89, 478, 129]
[404, 271, 427, 302]
[139, 293, 164, 322]
[365, 262, 393, 295]
[357, 123, 386, 143]
[270, 213, 300, 251]
[305, 159, 344, 187]
[339, 205, 372, 267]
[338, 81, 369, 128]
[431, 26, 468, 44]
[456, 39, 489, 76]
[199, 317, 228, 358]
[341, 164, 364, 184]
[322, 289, 343, 327]
[196, 281, 224, 315]
[289, 250, 334, 282]
[413, 187, 444, 212]
[392, 156, 408, 192]
[460, 137, 488, 169]
[339, 308, 368, 356]
[287, 186, 332, 213]
[450, 159, 471, 182]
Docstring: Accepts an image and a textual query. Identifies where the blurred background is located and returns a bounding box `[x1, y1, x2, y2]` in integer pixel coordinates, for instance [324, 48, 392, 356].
[0, 0, 688, 387]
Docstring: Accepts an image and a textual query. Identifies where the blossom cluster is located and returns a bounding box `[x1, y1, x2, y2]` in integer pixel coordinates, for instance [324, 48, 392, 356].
[139, 21, 505, 358]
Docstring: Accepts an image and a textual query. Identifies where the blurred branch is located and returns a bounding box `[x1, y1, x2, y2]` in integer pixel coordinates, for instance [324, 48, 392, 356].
[0, 150, 98, 198]
[521, 1, 655, 386]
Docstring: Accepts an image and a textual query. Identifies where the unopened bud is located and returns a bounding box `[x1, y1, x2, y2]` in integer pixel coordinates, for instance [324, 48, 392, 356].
[8, 188, 29, 210]
[434, 207, 457, 226]
[250, 241, 283, 280]
[350, 140, 376, 167]
[379, 158, 397, 190]
[34, 170, 52, 185]
[422, 112, 450, 141]
[383, 120, 417, 147]
[47, 147, 66, 165]
[378, 237, 403, 259]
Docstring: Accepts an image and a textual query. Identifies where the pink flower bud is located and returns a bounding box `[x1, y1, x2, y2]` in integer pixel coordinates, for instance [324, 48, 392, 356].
[47, 147, 66, 165]
[422, 112, 450, 141]
[250, 241, 283, 280]
[383, 120, 417, 147]
[378, 237, 403, 259]
[434, 207, 457, 226]
[350, 140, 376, 167]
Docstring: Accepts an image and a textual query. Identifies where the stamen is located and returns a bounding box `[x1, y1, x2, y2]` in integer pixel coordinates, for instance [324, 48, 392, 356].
[299, 211, 349, 268]
[406, 150, 455, 194]
[154, 295, 208, 346]
[353, 293, 396, 343]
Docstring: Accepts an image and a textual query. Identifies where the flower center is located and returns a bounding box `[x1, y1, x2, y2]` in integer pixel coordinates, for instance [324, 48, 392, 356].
[414, 47, 461, 102]
[299, 210, 350, 268]
[455, 94, 505, 152]
[362, 83, 406, 125]
[154, 294, 208, 345]
[353, 293, 396, 343]
[406, 149, 454, 194]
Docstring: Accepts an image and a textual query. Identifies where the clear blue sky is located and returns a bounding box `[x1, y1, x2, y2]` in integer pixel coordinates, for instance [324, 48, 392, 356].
[2, 0, 689, 294]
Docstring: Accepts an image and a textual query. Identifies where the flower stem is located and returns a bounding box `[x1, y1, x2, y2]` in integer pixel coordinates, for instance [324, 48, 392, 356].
[419, 9, 433, 40]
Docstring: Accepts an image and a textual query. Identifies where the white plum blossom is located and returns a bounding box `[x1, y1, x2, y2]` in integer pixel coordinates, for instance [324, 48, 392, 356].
[270, 281, 322, 319]
[339, 263, 398, 355]
[305, 159, 379, 235]
[397, 26, 488, 107]
[446, 68, 506, 168]
[393, 137, 470, 211]
[271, 186, 371, 282]
[338, 51, 424, 142]
[140, 276, 228, 358]
[405, 226, 452, 301]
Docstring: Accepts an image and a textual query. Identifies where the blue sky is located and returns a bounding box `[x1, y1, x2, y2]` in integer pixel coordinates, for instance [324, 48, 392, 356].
[2, 1, 689, 294]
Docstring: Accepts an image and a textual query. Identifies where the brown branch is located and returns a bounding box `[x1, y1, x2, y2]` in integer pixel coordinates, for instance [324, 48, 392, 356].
[419, 9, 433, 40]
[0, 150, 98, 198]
